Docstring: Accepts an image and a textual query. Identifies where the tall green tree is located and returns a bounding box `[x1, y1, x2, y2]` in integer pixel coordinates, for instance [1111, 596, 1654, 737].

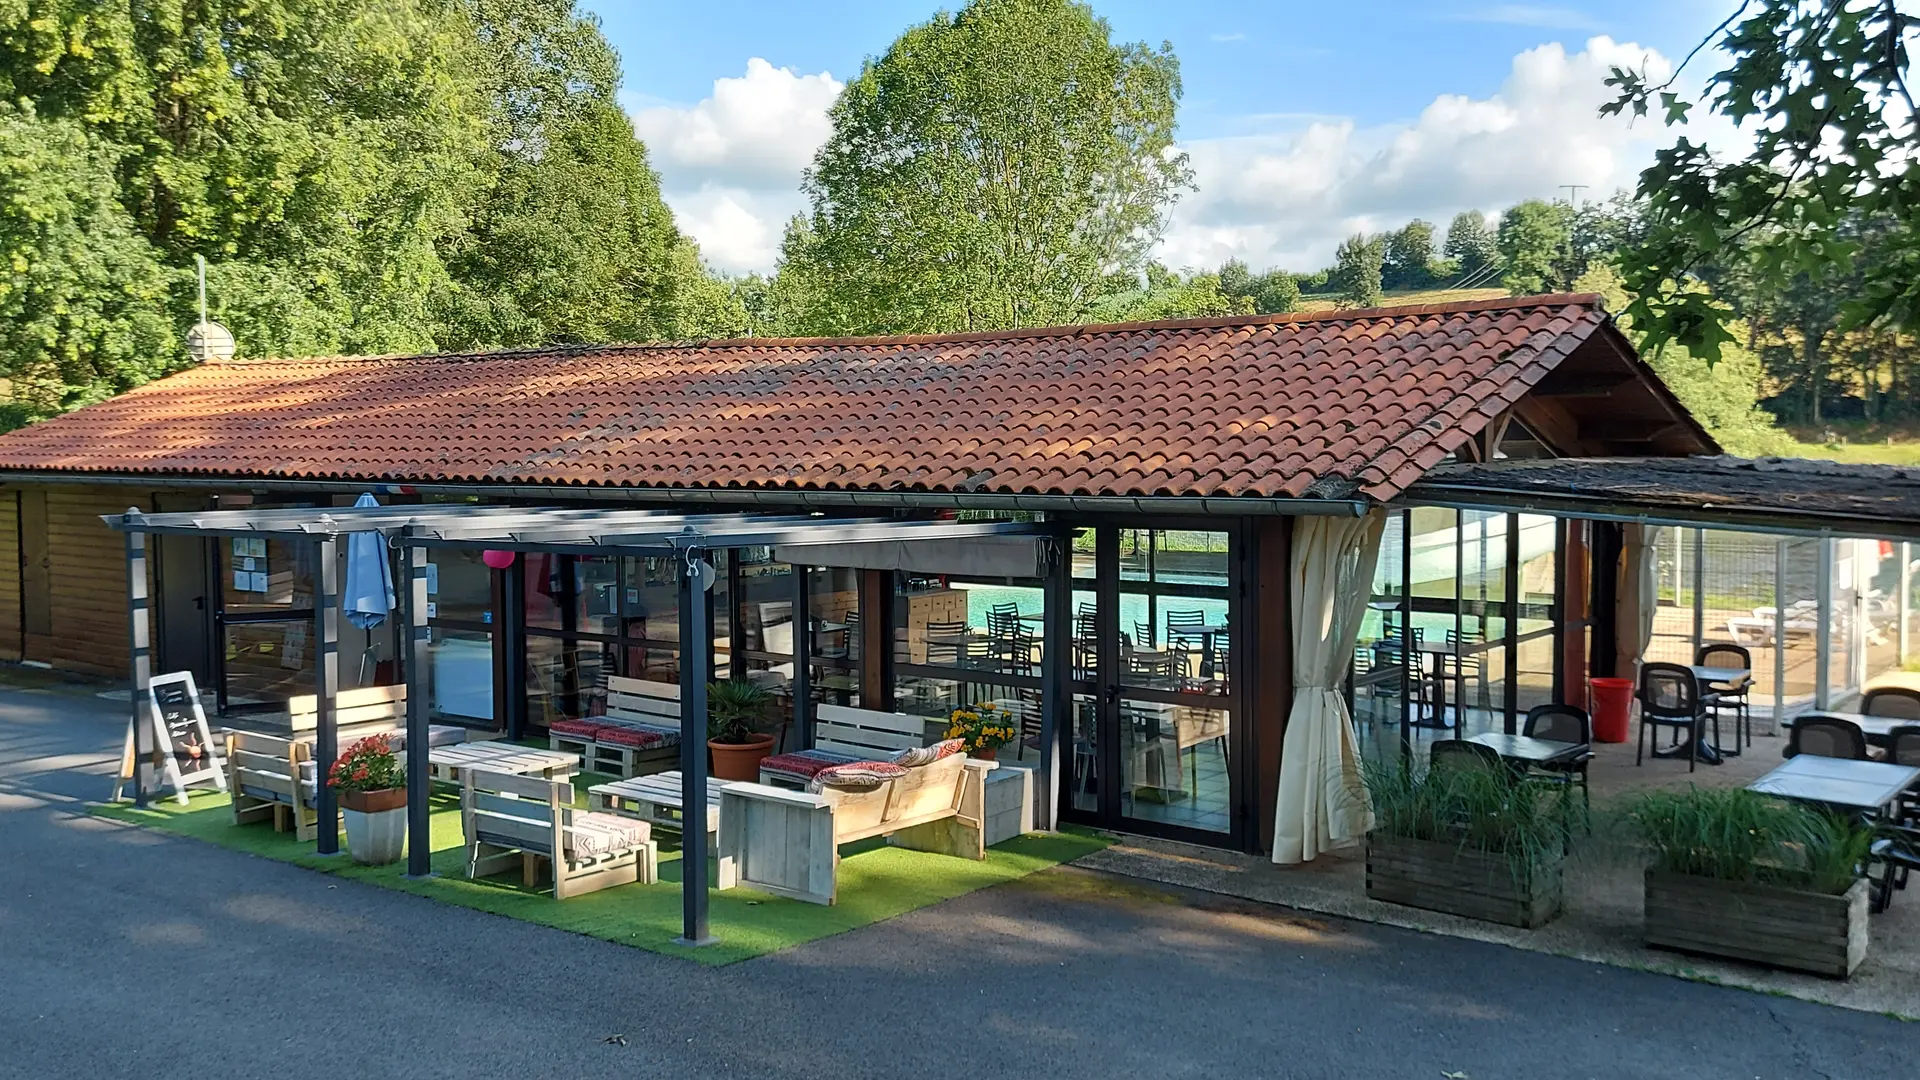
[1383, 219, 1436, 289]
[1496, 200, 1575, 294]
[1331, 234, 1385, 308]
[785, 0, 1191, 334]
[1443, 211, 1498, 277]
[1603, 0, 1920, 359]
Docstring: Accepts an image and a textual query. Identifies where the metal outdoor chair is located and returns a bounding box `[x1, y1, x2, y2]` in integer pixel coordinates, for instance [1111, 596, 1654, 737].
[1887, 725, 1920, 823]
[1870, 824, 1920, 913]
[1523, 703, 1594, 812]
[1863, 687, 1920, 722]
[1696, 642, 1754, 754]
[1429, 739, 1504, 776]
[1637, 662, 1712, 773]
[922, 620, 973, 667]
[1784, 714, 1870, 761]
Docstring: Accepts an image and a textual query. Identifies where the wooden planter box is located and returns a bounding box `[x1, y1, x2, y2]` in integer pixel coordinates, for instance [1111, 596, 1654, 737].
[1643, 871, 1868, 978]
[1366, 833, 1563, 929]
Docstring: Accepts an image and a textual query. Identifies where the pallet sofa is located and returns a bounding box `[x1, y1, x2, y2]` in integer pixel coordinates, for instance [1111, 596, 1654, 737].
[461, 768, 657, 899]
[718, 746, 993, 906]
[546, 676, 685, 777]
[757, 704, 931, 787]
[224, 684, 467, 842]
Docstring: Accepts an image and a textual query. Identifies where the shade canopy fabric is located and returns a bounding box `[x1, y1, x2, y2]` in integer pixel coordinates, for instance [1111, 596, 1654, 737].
[1272, 510, 1387, 864]
[1615, 523, 1663, 679]
[773, 536, 1045, 579]
[343, 493, 395, 630]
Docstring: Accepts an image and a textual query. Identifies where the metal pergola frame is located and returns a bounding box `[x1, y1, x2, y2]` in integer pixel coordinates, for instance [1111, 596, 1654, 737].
[106, 503, 1070, 946]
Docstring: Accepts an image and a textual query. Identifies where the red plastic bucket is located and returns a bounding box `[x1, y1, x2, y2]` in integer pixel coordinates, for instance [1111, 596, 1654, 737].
[1589, 677, 1634, 743]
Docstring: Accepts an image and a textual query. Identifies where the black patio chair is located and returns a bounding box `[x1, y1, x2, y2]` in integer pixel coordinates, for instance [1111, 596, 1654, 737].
[1523, 703, 1594, 812]
[1863, 687, 1920, 722]
[1870, 824, 1920, 913]
[1784, 714, 1869, 761]
[1638, 662, 1711, 773]
[1430, 739, 1503, 776]
[1888, 726, 1920, 823]
[1696, 642, 1753, 754]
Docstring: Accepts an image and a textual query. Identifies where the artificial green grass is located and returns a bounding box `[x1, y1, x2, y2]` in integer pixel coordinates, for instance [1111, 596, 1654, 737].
[90, 780, 1108, 966]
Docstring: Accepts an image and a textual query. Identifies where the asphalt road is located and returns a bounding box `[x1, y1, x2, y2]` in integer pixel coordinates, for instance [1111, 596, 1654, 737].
[0, 685, 1912, 1080]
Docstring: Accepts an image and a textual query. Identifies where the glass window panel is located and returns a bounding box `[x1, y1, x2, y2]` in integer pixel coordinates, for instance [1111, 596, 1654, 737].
[221, 620, 313, 706]
[221, 536, 315, 615]
[1121, 702, 1230, 834]
[1070, 692, 1100, 814]
[1116, 529, 1230, 696]
[525, 553, 567, 631]
[574, 555, 621, 636]
[429, 548, 493, 625]
[894, 572, 973, 667]
[808, 566, 861, 664]
[428, 628, 494, 725]
[526, 635, 611, 727]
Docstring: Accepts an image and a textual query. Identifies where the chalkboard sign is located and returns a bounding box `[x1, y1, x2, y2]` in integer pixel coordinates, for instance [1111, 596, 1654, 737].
[113, 671, 228, 805]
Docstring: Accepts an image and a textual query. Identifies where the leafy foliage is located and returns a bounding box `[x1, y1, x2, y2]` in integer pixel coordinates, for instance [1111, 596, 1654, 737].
[1362, 756, 1579, 872]
[1496, 199, 1575, 294]
[706, 679, 774, 744]
[783, 0, 1191, 334]
[1614, 786, 1871, 895]
[1383, 219, 1437, 289]
[1443, 211, 1499, 276]
[1331, 233, 1385, 308]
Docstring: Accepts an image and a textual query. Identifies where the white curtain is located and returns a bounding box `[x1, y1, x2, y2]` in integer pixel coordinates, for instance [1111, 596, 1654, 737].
[1272, 510, 1387, 865]
[1616, 524, 1665, 679]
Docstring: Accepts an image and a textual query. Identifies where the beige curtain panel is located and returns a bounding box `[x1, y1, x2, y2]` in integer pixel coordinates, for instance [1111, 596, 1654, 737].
[1272, 509, 1387, 865]
[1615, 523, 1665, 679]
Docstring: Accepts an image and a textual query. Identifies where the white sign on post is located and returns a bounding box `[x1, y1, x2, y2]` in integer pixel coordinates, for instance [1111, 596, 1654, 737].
[112, 671, 228, 805]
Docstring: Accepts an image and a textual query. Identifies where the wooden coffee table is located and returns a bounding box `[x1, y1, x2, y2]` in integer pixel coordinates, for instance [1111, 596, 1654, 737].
[426, 742, 577, 784]
[588, 771, 726, 847]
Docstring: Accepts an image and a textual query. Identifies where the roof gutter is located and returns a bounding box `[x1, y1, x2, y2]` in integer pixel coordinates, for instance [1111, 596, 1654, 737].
[0, 470, 1370, 518]
[1401, 484, 1920, 543]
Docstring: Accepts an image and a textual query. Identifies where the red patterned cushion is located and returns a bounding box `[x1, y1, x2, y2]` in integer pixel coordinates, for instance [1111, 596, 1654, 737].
[594, 722, 678, 749]
[547, 718, 606, 738]
[806, 760, 909, 794]
[760, 750, 858, 781]
[892, 737, 968, 767]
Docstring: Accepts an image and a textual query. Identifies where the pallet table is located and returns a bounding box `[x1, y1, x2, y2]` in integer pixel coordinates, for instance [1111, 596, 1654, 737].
[588, 771, 726, 850]
[427, 742, 577, 784]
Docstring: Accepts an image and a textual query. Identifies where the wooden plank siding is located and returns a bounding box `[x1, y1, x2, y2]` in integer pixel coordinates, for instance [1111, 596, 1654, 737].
[0, 490, 18, 660]
[9, 485, 159, 677]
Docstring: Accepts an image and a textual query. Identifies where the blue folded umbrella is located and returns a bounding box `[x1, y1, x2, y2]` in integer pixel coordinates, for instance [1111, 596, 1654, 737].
[343, 492, 395, 630]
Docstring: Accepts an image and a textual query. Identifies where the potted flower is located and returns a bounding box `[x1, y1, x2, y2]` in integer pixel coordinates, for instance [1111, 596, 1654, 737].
[1620, 787, 1873, 977]
[945, 702, 1018, 761]
[706, 679, 777, 781]
[1362, 756, 1576, 929]
[327, 734, 406, 866]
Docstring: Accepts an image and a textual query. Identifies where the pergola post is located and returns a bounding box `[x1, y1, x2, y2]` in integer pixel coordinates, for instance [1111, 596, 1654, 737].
[124, 516, 151, 808]
[1772, 538, 1787, 734]
[791, 563, 812, 749]
[313, 536, 341, 855]
[1816, 535, 1834, 709]
[1037, 536, 1068, 831]
[677, 549, 714, 947]
[1900, 541, 1912, 666]
[402, 542, 433, 877]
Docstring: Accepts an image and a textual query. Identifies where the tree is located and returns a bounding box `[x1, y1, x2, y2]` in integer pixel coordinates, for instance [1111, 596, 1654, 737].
[1603, 0, 1920, 359]
[1331, 234, 1385, 308]
[1083, 267, 1254, 323]
[1443, 211, 1498, 277]
[1383, 219, 1436, 289]
[1217, 258, 1255, 301]
[787, 0, 1191, 334]
[1496, 200, 1574, 295]
[1253, 273, 1301, 314]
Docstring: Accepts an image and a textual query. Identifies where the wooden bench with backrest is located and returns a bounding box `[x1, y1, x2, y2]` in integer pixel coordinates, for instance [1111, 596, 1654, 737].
[226, 730, 322, 841]
[460, 767, 658, 899]
[757, 704, 931, 788]
[717, 746, 993, 906]
[286, 684, 470, 751]
[546, 676, 684, 777]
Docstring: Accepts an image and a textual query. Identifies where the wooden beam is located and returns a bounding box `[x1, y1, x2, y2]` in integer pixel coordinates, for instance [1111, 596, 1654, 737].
[1579, 418, 1681, 443]
[1531, 374, 1635, 398]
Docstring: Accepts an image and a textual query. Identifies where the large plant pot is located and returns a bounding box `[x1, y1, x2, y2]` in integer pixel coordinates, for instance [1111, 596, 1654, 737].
[1644, 870, 1868, 977]
[340, 787, 407, 866]
[709, 734, 776, 782]
[1366, 833, 1564, 929]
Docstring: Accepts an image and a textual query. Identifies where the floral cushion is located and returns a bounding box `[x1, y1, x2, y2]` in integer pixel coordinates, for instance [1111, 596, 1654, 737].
[806, 760, 909, 794]
[566, 812, 650, 857]
[547, 718, 606, 738]
[593, 722, 679, 749]
[891, 737, 968, 768]
[759, 750, 859, 782]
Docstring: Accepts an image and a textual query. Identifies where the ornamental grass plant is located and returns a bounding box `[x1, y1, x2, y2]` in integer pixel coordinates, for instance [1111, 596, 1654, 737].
[1615, 786, 1872, 896]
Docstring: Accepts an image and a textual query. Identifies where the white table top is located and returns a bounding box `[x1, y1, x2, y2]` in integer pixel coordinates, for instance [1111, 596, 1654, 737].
[589, 771, 728, 807]
[1749, 755, 1920, 813]
[428, 742, 575, 773]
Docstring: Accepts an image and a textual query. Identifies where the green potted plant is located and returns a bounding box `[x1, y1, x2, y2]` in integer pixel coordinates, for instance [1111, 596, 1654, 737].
[327, 734, 406, 866]
[1619, 787, 1873, 977]
[706, 679, 776, 781]
[1362, 756, 1577, 929]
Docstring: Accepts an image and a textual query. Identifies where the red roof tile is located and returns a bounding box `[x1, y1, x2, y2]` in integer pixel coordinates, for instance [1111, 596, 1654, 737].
[0, 294, 1629, 502]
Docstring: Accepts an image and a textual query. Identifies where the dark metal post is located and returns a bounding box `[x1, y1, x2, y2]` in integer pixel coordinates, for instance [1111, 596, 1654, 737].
[125, 517, 151, 808]
[1504, 512, 1520, 734]
[313, 536, 341, 855]
[1038, 537, 1069, 831]
[402, 541, 434, 877]
[791, 563, 811, 749]
[502, 556, 528, 740]
[677, 549, 713, 946]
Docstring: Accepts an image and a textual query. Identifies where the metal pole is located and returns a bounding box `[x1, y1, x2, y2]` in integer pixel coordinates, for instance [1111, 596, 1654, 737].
[1038, 537, 1068, 831]
[125, 519, 151, 808]
[402, 542, 433, 877]
[791, 563, 811, 750]
[314, 537, 341, 855]
[1690, 528, 1705, 656]
[677, 549, 713, 947]
[1816, 536, 1833, 710]
[1900, 541, 1912, 666]
[1772, 538, 1786, 735]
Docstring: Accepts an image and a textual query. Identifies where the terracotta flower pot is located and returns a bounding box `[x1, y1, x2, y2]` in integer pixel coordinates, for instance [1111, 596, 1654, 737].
[973, 746, 998, 761]
[708, 733, 776, 781]
[340, 787, 407, 814]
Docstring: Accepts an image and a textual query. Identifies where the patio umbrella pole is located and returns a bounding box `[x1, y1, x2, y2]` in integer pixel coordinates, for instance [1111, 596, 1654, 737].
[677, 547, 714, 947]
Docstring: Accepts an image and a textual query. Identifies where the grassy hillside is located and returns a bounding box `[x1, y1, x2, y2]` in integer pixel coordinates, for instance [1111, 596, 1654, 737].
[1779, 429, 1920, 466]
[1295, 288, 1510, 313]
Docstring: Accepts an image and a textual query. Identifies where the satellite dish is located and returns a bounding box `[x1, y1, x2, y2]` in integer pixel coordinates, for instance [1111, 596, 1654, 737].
[186, 321, 235, 363]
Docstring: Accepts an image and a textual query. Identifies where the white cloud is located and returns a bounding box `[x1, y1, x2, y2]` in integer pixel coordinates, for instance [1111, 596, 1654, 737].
[631, 58, 844, 274]
[1446, 5, 1604, 30]
[1156, 36, 1737, 274]
[1210, 32, 1248, 43]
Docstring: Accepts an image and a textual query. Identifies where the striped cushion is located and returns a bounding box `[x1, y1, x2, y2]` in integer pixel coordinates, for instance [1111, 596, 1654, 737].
[892, 737, 967, 768]
[594, 722, 679, 749]
[547, 718, 607, 738]
[807, 760, 909, 794]
[566, 812, 650, 857]
[760, 750, 859, 782]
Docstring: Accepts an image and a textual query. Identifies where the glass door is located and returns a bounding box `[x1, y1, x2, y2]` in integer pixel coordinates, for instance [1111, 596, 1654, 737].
[214, 532, 317, 713]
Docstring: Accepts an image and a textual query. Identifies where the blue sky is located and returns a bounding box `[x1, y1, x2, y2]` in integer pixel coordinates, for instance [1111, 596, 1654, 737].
[584, 0, 1735, 275]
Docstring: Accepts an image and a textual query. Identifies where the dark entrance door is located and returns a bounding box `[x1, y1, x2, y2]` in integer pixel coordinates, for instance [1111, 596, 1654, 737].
[153, 494, 214, 685]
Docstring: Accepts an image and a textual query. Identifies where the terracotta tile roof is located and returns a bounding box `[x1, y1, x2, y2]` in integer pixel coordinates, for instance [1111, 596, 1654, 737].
[0, 294, 1627, 503]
